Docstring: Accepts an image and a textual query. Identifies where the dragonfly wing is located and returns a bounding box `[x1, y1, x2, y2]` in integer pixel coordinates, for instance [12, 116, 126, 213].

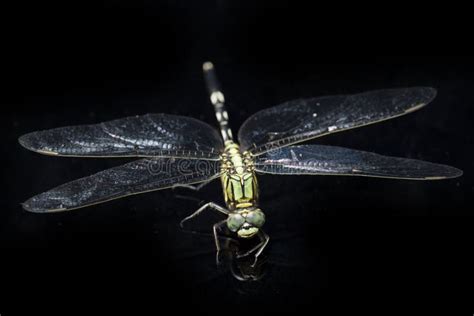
[19, 114, 223, 159]
[23, 158, 221, 212]
[255, 145, 462, 180]
[238, 87, 436, 155]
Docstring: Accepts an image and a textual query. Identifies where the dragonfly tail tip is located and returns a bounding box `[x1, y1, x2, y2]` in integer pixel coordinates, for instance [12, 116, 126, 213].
[203, 61, 214, 72]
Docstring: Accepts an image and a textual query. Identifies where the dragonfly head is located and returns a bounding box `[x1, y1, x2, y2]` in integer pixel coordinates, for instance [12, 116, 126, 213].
[227, 208, 265, 238]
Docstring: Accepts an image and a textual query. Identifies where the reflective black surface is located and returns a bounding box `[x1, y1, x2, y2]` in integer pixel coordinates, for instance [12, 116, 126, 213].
[1, 1, 473, 314]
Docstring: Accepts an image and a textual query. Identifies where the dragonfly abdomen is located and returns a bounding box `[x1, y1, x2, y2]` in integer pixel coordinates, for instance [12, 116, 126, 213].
[203, 62, 234, 143]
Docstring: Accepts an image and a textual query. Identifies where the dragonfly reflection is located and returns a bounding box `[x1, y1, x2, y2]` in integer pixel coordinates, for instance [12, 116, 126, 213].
[19, 62, 463, 260]
[179, 215, 268, 281]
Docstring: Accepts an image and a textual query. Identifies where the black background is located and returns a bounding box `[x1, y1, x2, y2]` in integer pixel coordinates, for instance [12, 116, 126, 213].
[1, 1, 473, 314]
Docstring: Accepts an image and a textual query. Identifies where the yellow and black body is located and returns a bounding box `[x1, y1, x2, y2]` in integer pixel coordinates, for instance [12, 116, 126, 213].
[219, 141, 265, 238]
[203, 61, 268, 250]
[220, 142, 258, 210]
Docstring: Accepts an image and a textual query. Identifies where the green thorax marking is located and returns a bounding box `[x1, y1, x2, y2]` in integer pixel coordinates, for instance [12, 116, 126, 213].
[220, 142, 259, 210]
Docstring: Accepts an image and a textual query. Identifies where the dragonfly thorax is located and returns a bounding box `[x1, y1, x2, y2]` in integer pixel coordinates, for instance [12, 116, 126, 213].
[220, 142, 259, 211]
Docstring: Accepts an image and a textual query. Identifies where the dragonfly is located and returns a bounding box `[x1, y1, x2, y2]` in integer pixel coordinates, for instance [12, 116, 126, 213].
[19, 62, 463, 260]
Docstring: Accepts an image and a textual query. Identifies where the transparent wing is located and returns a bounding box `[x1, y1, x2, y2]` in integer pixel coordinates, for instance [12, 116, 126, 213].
[238, 87, 436, 155]
[255, 145, 462, 180]
[22, 158, 221, 213]
[19, 114, 223, 160]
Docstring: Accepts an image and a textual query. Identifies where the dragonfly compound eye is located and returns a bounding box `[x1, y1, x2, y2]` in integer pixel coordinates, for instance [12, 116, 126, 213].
[227, 213, 245, 232]
[245, 209, 265, 228]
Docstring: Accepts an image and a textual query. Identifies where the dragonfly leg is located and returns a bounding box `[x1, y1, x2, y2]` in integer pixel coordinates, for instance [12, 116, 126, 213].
[180, 202, 229, 228]
[213, 219, 229, 265]
[236, 230, 270, 266]
[254, 230, 270, 259]
[172, 194, 202, 203]
[171, 179, 213, 191]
